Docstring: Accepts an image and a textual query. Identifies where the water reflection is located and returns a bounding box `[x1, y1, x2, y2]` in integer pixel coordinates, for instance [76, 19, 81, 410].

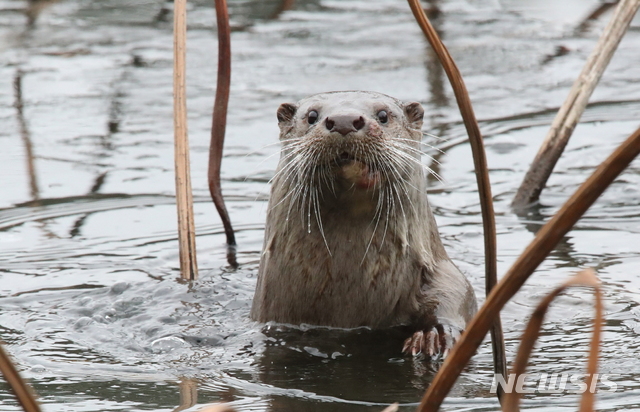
[13, 69, 39, 203]
[24, 0, 60, 27]
[576, 1, 619, 34]
[12, 68, 61, 241]
[174, 378, 198, 412]
[423, 0, 449, 110]
[256, 327, 429, 407]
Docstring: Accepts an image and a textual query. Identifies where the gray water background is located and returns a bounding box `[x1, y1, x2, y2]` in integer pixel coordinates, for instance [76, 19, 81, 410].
[1, 0, 640, 410]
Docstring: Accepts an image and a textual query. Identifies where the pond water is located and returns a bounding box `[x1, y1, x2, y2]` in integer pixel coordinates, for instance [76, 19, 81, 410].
[1, 0, 640, 411]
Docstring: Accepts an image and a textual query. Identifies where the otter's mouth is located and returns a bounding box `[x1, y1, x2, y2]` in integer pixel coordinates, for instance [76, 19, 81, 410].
[336, 152, 380, 189]
[337, 151, 356, 165]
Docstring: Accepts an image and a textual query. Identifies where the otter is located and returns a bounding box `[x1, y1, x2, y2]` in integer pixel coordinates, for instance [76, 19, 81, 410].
[250, 91, 477, 358]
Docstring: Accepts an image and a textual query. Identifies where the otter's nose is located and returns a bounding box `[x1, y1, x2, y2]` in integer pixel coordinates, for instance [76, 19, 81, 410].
[325, 115, 366, 136]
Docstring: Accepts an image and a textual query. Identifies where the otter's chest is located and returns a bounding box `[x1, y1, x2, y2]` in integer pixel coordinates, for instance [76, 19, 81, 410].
[253, 219, 422, 328]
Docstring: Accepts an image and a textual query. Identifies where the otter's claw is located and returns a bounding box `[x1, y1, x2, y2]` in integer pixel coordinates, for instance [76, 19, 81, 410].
[402, 324, 462, 360]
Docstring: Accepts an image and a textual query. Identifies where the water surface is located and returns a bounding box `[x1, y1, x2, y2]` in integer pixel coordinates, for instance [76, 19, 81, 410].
[1, 0, 640, 410]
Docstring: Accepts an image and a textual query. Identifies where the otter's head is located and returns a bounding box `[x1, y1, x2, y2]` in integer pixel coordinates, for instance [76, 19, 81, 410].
[275, 91, 425, 193]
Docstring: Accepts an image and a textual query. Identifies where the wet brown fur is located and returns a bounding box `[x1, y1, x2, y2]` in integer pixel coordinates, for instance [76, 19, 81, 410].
[250, 91, 476, 338]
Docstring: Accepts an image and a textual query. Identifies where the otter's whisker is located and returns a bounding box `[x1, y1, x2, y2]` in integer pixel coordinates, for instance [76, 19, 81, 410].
[297, 147, 324, 230]
[422, 130, 448, 141]
[377, 151, 416, 221]
[312, 185, 332, 255]
[390, 136, 446, 166]
[276, 145, 318, 224]
[385, 166, 410, 227]
[268, 145, 314, 212]
[267, 146, 308, 187]
[388, 145, 445, 185]
[394, 135, 447, 154]
[391, 138, 443, 167]
[361, 184, 387, 265]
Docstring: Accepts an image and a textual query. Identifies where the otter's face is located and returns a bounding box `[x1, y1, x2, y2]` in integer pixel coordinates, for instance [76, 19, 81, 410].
[275, 91, 425, 191]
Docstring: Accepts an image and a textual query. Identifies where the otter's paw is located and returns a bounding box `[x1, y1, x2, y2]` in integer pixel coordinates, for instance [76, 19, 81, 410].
[402, 324, 462, 359]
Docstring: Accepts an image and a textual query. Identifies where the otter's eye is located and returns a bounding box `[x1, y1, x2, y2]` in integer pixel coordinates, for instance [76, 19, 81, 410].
[377, 110, 388, 124]
[307, 110, 319, 125]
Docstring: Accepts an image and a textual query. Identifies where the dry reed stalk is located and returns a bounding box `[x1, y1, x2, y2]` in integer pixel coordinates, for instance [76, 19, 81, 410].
[209, 0, 236, 255]
[173, 0, 199, 280]
[406, 0, 505, 401]
[418, 126, 640, 412]
[512, 0, 640, 209]
[0, 343, 41, 412]
[502, 269, 602, 412]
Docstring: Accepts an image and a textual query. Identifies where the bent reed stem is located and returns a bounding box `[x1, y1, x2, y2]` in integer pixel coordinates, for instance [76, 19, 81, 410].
[406, 0, 505, 404]
[0, 343, 41, 412]
[209, 0, 237, 267]
[502, 269, 602, 412]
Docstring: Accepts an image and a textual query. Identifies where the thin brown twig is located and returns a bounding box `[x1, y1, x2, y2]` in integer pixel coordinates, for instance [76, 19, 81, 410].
[419, 126, 640, 411]
[512, 0, 640, 209]
[174, 0, 199, 279]
[406, 0, 505, 403]
[0, 342, 41, 412]
[209, 0, 238, 267]
[502, 269, 602, 412]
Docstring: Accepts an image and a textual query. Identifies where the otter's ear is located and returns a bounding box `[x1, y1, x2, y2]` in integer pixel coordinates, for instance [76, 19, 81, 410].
[277, 103, 297, 125]
[404, 102, 424, 128]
